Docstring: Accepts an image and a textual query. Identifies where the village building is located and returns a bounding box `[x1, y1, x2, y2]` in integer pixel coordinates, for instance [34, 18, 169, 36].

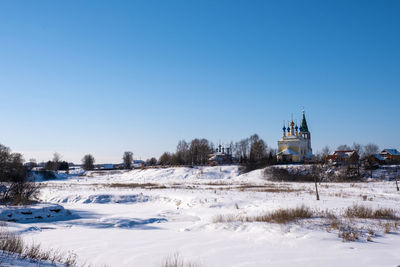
[208, 144, 234, 165]
[95, 164, 114, 170]
[364, 154, 385, 167]
[327, 150, 360, 176]
[379, 149, 400, 163]
[277, 110, 313, 163]
[132, 160, 145, 168]
[327, 150, 360, 166]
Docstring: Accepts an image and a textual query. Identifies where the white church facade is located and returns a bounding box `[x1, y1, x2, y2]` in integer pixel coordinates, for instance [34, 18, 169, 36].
[277, 110, 313, 163]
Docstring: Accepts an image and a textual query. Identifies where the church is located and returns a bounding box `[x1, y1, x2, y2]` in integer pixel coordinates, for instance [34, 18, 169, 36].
[277, 110, 313, 163]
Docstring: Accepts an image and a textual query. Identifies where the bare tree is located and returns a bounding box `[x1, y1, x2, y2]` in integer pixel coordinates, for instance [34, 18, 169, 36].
[176, 140, 189, 165]
[235, 138, 250, 163]
[0, 149, 26, 183]
[363, 143, 379, 158]
[146, 157, 157, 166]
[53, 152, 61, 171]
[123, 151, 134, 169]
[189, 138, 212, 165]
[82, 154, 95, 171]
[352, 142, 363, 156]
[319, 146, 331, 162]
[158, 152, 173, 166]
[311, 164, 325, 200]
[0, 143, 38, 205]
[393, 167, 400, 192]
[249, 134, 267, 163]
[337, 144, 351, 150]
[26, 158, 37, 170]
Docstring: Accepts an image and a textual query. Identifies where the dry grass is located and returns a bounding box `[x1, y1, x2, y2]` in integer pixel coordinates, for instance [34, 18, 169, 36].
[160, 253, 201, 267]
[212, 214, 238, 223]
[0, 230, 24, 255]
[379, 221, 399, 234]
[324, 216, 367, 242]
[70, 181, 304, 194]
[86, 170, 124, 176]
[206, 183, 303, 193]
[0, 228, 77, 266]
[247, 206, 313, 224]
[324, 211, 341, 231]
[344, 205, 398, 220]
[338, 226, 360, 242]
[213, 204, 399, 243]
[108, 183, 167, 189]
[213, 206, 313, 224]
[325, 206, 399, 242]
[239, 187, 301, 193]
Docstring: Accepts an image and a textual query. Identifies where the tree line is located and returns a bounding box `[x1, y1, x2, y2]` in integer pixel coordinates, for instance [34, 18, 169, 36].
[316, 142, 380, 162]
[81, 151, 135, 170]
[156, 134, 276, 169]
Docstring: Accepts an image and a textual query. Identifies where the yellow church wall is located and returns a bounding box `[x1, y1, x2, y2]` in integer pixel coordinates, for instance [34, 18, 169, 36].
[278, 145, 300, 153]
[279, 145, 288, 152]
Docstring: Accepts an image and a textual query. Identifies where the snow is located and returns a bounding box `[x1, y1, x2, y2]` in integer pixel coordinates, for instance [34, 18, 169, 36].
[0, 204, 74, 223]
[1, 165, 400, 266]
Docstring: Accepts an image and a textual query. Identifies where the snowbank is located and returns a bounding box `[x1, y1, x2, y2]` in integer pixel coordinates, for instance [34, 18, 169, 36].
[82, 193, 151, 204]
[0, 204, 74, 223]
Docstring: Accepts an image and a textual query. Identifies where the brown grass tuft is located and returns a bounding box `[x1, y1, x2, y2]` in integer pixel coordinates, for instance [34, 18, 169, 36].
[247, 205, 313, 224]
[344, 205, 397, 220]
[212, 214, 238, 223]
[213, 206, 313, 224]
[0, 228, 77, 266]
[0, 230, 24, 254]
[338, 226, 360, 242]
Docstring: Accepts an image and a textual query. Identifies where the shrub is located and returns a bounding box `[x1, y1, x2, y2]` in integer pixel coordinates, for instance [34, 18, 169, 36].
[0, 143, 39, 205]
[2, 182, 39, 205]
[264, 167, 317, 182]
[31, 170, 57, 180]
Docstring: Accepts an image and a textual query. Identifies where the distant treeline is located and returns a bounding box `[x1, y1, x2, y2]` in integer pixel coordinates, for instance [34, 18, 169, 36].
[156, 134, 276, 169]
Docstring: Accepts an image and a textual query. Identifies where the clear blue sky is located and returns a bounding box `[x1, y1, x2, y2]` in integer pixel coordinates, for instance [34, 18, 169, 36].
[0, 0, 399, 163]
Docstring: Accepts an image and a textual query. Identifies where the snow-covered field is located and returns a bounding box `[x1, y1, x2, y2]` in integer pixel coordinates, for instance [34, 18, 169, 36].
[2, 166, 400, 267]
